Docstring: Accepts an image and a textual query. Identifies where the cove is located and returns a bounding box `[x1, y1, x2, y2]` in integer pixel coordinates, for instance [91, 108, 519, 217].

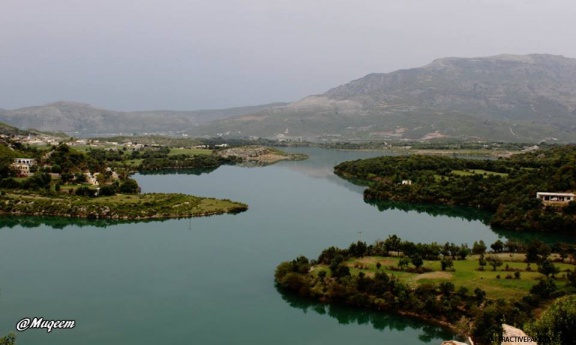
[0, 147, 560, 344]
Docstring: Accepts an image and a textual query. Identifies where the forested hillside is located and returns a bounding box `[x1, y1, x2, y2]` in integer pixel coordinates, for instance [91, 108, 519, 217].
[334, 146, 576, 232]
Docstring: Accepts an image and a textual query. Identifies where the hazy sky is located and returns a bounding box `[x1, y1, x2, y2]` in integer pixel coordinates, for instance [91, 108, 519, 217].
[1, 0, 575, 111]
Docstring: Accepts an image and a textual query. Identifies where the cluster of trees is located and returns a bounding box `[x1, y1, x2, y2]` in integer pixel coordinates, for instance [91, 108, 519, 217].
[334, 146, 576, 232]
[138, 154, 239, 171]
[275, 237, 576, 344]
[0, 172, 52, 191]
[318, 235, 471, 266]
[0, 142, 139, 197]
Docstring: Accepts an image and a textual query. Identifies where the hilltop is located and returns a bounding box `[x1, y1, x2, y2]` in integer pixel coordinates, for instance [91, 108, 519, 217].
[190, 54, 576, 142]
[0, 101, 287, 137]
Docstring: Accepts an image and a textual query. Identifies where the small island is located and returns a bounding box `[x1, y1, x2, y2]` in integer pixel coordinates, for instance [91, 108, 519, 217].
[217, 146, 308, 165]
[276, 236, 576, 345]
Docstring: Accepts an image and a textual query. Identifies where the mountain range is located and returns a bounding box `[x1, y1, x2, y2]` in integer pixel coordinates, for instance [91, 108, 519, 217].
[187, 54, 576, 142]
[2, 54, 576, 142]
[0, 101, 287, 137]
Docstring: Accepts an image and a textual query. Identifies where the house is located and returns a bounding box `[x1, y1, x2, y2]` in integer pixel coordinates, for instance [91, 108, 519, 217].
[536, 192, 575, 204]
[12, 158, 37, 176]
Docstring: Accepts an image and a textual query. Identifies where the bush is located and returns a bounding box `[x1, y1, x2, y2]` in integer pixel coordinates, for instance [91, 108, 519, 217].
[530, 278, 557, 299]
[75, 186, 96, 197]
[525, 295, 576, 345]
[120, 178, 140, 194]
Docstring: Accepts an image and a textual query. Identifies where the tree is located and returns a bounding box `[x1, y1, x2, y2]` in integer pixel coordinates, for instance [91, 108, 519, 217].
[474, 287, 486, 305]
[398, 256, 410, 270]
[530, 278, 557, 299]
[120, 178, 140, 194]
[490, 239, 504, 253]
[384, 235, 401, 256]
[411, 255, 424, 269]
[329, 255, 344, 273]
[441, 257, 454, 271]
[472, 240, 487, 255]
[486, 255, 503, 271]
[348, 241, 367, 258]
[75, 173, 87, 183]
[526, 240, 551, 263]
[439, 281, 455, 295]
[505, 239, 522, 253]
[332, 263, 351, 279]
[478, 254, 487, 270]
[537, 259, 560, 278]
[458, 244, 470, 260]
[525, 295, 576, 345]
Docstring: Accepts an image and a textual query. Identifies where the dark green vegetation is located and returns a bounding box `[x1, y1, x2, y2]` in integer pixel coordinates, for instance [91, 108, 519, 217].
[0, 333, 15, 345]
[134, 147, 240, 171]
[525, 295, 576, 345]
[275, 236, 576, 344]
[334, 145, 576, 233]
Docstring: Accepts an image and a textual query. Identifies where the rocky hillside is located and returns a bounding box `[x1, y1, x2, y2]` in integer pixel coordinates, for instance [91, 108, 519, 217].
[189, 54, 576, 142]
[0, 101, 287, 137]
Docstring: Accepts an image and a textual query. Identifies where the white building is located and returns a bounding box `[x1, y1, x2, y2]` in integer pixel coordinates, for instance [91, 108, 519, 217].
[12, 158, 37, 176]
[536, 192, 575, 203]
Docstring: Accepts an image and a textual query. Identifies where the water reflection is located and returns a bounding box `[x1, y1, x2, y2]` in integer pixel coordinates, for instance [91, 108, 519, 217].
[365, 200, 576, 244]
[366, 200, 492, 224]
[0, 215, 176, 229]
[275, 285, 458, 344]
[138, 167, 218, 175]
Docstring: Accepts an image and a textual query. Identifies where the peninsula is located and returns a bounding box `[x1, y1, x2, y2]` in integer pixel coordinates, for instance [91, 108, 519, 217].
[276, 236, 576, 344]
[0, 135, 256, 220]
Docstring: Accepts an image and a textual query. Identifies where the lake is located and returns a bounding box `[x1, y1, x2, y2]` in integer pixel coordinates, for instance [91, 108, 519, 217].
[0, 148, 557, 344]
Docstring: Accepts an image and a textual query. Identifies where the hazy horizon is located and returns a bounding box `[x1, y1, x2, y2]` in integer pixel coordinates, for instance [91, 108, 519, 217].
[2, 0, 575, 111]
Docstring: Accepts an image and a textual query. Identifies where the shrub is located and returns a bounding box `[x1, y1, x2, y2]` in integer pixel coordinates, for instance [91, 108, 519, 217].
[525, 295, 576, 345]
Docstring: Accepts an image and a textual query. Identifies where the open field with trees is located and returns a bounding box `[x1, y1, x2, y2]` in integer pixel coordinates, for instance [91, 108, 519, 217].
[276, 235, 576, 344]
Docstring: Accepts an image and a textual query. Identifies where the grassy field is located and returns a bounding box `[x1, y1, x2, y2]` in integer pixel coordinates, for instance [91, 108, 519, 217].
[313, 255, 575, 300]
[451, 169, 509, 177]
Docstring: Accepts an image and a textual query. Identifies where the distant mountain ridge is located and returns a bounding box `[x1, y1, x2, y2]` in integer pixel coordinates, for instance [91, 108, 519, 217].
[188, 54, 576, 142]
[0, 101, 288, 137]
[4, 54, 576, 142]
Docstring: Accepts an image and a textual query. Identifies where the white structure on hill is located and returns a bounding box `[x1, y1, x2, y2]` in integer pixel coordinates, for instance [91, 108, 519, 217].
[536, 192, 575, 203]
[12, 158, 37, 176]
